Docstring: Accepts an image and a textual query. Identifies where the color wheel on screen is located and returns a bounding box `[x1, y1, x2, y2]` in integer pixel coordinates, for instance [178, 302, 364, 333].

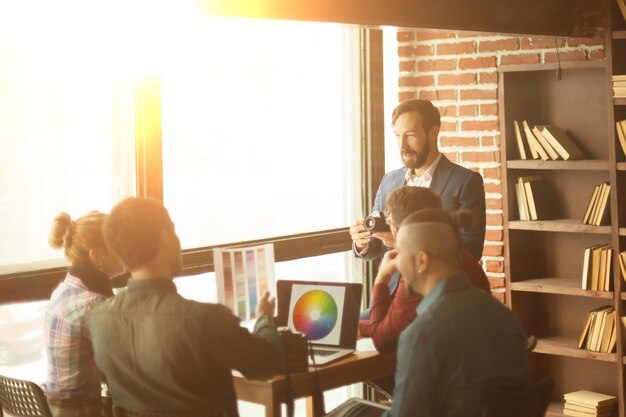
[292, 290, 338, 340]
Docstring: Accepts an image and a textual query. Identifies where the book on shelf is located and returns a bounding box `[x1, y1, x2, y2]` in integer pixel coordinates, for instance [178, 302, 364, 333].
[582, 182, 610, 226]
[578, 306, 615, 353]
[581, 244, 610, 291]
[532, 125, 559, 160]
[613, 86, 626, 98]
[612, 74, 626, 82]
[564, 405, 614, 417]
[564, 390, 617, 406]
[537, 125, 584, 160]
[515, 175, 546, 220]
[512, 120, 529, 160]
[522, 120, 547, 160]
[614, 80, 626, 88]
[619, 251, 626, 284]
[616, 120, 626, 158]
[618, 0, 626, 22]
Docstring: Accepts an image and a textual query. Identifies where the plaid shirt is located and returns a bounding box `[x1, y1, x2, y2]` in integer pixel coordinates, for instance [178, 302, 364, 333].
[44, 273, 106, 400]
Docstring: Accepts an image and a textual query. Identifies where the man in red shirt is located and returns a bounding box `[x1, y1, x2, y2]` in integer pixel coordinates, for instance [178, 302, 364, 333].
[359, 186, 491, 353]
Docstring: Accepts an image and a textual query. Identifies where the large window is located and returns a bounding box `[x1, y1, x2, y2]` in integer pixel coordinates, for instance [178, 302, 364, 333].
[161, 17, 362, 248]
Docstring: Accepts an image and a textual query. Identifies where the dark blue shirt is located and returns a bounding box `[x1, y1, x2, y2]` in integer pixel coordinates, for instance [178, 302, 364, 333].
[386, 273, 530, 417]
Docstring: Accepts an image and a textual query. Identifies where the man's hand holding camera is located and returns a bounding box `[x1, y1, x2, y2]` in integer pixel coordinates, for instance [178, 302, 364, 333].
[350, 214, 397, 252]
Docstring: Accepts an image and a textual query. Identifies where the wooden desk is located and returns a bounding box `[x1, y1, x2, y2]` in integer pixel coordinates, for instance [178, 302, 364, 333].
[233, 350, 395, 417]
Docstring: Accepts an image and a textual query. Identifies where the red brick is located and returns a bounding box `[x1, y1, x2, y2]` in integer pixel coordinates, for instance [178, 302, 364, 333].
[486, 214, 503, 227]
[484, 183, 502, 194]
[419, 89, 456, 101]
[439, 136, 480, 147]
[438, 73, 477, 86]
[398, 45, 415, 58]
[437, 42, 476, 55]
[440, 121, 457, 132]
[461, 120, 499, 131]
[566, 37, 602, 47]
[485, 229, 503, 241]
[492, 291, 506, 304]
[439, 105, 457, 117]
[399, 61, 415, 72]
[480, 103, 499, 116]
[417, 59, 457, 72]
[482, 167, 501, 180]
[488, 276, 505, 287]
[459, 105, 479, 117]
[397, 31, 415, 42]
[415, 45, 434, 56]
[479, 39, 518, 52]
[500, 54, 540, 65]
[486, 198, 503, 210]
[481, 136, 500, 147]
[521, 37, 565, 49]
[483, 244, 503, 257]
[457, 32, 484, 38]
[462, 151, 498, 164]
[416, 31, 455, 41]
[442, 152, 459, 162]
[589, 49, 606, 60]
[398, 91, 416, 101]
[399, 75, 435, 87]
[479, 72, 498, 84]
[544, 50, 587, 63]
[458, 56, 497, 70]
[460, 89, 497, 100]
[486, 261, 505, 274]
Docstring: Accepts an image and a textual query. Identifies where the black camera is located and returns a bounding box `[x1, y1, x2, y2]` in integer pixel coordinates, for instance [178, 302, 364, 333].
[277, 327, 309, 373]
[363, 214, 391, 233]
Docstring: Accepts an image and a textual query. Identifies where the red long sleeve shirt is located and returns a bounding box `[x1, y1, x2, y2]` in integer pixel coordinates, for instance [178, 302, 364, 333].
[359, 250, 491, 352]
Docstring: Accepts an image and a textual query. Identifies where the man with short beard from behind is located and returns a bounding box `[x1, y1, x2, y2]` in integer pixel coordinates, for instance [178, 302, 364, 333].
[350, 99, 486, 319]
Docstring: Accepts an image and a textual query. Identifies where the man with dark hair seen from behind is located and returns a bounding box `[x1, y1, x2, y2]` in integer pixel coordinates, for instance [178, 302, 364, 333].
[351, 99, 486, 317]
[384, 208, 529, 417]
[89, 197, 283, 417]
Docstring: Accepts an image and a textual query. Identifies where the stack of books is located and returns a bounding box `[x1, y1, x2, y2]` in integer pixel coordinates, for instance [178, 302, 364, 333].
[578, 306, 616, 353]
[615, 120, 626, 158]
[563, 390, 617, 417]
[515, 175, 548, 221]
[582, 182, 610, 226]
[581, 245, 612, 291]
[619, 250, 626, 284]
[513, 120, 584, 161]
[614, 75, 626, 99]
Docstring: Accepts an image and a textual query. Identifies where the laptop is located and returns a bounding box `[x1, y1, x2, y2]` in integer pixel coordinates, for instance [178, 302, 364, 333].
[276, 279, 363, 366]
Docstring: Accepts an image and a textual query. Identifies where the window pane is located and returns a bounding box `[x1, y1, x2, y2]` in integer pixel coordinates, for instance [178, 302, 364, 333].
[161, 18, 361, 249]
[0, 7, 135, 272]
[0, 301, 47, 383]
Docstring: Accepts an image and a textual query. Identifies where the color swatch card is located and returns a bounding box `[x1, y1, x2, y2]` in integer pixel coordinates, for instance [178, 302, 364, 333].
[215, 243, 275, 320]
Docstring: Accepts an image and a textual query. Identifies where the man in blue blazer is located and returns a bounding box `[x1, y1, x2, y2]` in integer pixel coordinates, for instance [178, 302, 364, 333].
[350, 99, 486, 317]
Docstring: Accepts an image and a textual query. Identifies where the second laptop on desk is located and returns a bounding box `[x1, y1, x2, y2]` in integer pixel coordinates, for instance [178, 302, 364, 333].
[276, 279, 363, 366]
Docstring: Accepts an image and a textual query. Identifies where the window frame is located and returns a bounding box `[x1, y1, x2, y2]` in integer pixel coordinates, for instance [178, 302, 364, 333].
[0, 27, 385, 305]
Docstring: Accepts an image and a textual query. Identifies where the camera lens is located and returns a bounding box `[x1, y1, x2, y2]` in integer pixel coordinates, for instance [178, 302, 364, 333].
[363, 217, 376, 230]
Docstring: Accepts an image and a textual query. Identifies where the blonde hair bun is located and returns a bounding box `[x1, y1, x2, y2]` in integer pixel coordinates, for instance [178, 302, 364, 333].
[49, 212, 75, 250]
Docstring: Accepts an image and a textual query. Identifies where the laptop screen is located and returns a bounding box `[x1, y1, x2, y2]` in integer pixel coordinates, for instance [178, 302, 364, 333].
[276, 280, 362, 348]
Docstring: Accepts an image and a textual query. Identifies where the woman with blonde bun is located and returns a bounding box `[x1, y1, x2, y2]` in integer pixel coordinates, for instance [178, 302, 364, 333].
[43, 211, 124, 417]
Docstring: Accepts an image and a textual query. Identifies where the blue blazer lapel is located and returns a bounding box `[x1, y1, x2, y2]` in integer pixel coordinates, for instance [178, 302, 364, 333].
[430, 155, 454, 195]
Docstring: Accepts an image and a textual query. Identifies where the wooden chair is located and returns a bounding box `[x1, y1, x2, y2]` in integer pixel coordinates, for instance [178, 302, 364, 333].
[0, 375, 52, 417]
[482, 378, 554, 417]
[113, 406, 226, 417]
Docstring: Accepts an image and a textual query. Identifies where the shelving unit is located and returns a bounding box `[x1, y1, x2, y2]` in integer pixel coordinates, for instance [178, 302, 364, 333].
[499, 1, 626, 414]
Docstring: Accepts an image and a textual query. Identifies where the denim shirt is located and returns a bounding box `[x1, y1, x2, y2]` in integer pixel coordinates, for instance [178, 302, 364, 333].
[386, 273, 530, 417]
[89, 278, 283, 417]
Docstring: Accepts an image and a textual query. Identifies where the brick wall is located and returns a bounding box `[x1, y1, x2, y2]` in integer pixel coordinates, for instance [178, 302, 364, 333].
[396, 31, 605, 302]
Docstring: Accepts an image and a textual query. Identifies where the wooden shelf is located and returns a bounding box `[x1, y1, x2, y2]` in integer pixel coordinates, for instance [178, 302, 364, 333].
[507, 160, 609, 171]
[499, 60, 604, 73]
[614, 30, 626, 39]
[510, 277, 614, 299]
[617, 162, 626, 171]
[533, 337, 616, 362]
[615, 97, 626, 105]
[508, 219, 612, 234]
[546, 402, 564, 417]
